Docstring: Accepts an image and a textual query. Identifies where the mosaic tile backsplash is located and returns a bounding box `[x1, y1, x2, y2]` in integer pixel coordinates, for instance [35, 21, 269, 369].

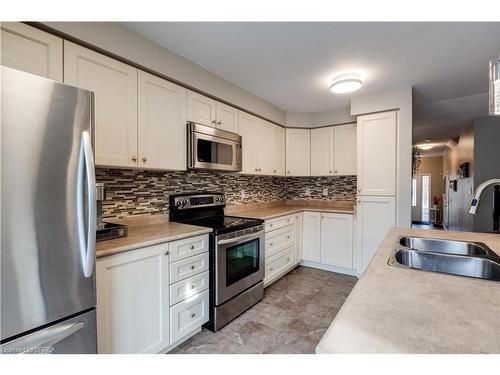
[96, 168, 356, 219]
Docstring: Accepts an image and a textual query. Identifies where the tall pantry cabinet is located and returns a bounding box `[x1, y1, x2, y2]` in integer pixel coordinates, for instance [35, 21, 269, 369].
[356, 110, 398, 273]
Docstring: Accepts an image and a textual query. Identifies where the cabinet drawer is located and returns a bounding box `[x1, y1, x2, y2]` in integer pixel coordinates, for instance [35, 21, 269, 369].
[265, 214, 296, 232]
[169, 271, 209, 306]
[170, 253, 209, 284]
[265, 225, 295, 258]
[265, 246, 294, 279]
[169, 234, 208, 263]
[170, 289, 209, 343]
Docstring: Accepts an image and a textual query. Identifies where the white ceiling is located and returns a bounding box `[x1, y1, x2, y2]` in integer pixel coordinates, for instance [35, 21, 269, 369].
[123, 22, 500, 140]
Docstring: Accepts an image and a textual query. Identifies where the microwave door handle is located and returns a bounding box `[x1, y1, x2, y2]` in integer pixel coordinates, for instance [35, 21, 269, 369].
[77, 131, 96, 278]
[217, 231, 264, 245]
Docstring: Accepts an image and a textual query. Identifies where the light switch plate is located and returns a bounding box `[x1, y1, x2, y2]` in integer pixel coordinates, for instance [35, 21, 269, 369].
[322, 188, 328, 196]
[305, 188, 311, 196]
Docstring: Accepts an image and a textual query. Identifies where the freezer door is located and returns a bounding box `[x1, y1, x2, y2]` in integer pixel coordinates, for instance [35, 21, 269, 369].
[1, 67, 96, 341]
[0, 309, 97, 354]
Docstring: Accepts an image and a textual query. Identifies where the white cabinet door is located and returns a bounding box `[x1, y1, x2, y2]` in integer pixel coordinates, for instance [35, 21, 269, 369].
[215, 102, 239, 133]
[1, 22, 63, 81]
[294, 212, 303, 263]
[286, 128, 311, 176]
[138, 71, 187, 170]
[357, 111, 397, 195]
[186, 90, 216, 126]
[272, 125, 286, 176]
[311, 127, 334, 176]
[238, 111, 259, 174]
[357, 196, 396, 273]
[320, 213, 354, 269]
[256, 120, 274, 175]
[302, 211, 321, 262]
[96, 244, 169, 354]
[64, 41, 138, 168]
[334, 123, 357, 175]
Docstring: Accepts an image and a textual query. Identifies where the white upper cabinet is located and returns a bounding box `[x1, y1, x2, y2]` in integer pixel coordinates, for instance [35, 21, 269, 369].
[272, 125, 286, 176]
[138, 71, 187, 170]
[256, 120, 275, 175]
[64, 41, 138, 168]
[357, 111, 397, 195]
[333, 124, 357, 175]
[320, 213, 354, 269]
[310, 127, 334, 176]
[286, 128, 311, 176]
[97, 244, 170, 354]
[187, 90, 239, 133]
[1, 22, 63, 81]
[302, 211, 321, 262]
[215, 102, 239, 133]
[187, 90, 217, 126]
[238, 111, 259, 174]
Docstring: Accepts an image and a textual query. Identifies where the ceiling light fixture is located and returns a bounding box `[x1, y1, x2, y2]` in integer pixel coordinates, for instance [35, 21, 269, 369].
[330, 73, 362, 94]
[417, 143, 435, 151]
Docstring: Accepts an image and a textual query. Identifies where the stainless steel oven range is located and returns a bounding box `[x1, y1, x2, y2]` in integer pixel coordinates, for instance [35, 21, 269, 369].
[170, 192, 264, 331]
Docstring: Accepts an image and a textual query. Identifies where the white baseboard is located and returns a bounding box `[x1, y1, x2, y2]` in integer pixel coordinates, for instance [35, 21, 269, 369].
[299, 261, 359, 278]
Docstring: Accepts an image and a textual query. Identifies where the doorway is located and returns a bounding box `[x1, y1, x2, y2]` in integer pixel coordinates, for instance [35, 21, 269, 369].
[412, 173, 431, 224]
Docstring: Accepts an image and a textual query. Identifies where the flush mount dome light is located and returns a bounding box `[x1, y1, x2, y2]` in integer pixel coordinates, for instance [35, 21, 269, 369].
[330, 74, 362, 94]
[417, 143, 435, 150]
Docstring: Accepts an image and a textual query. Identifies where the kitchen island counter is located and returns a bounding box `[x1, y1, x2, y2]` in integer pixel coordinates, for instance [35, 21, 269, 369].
[316, 227, 500, 354]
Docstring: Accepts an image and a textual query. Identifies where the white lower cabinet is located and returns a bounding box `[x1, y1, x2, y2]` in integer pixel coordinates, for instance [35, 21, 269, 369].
[357, 196, 396, 273]
[294, 212, 303, 263]
[170, 289, 209, 343]
[320, 213, 354, 269]
[302, 211, 321, 262]
[96, 234, 209, 354]
[96, 243, 170, 354]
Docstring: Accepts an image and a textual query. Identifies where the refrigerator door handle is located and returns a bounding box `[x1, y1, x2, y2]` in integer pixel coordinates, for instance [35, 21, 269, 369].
[1, 321, 85, 354]
[77, 131, 96, 278]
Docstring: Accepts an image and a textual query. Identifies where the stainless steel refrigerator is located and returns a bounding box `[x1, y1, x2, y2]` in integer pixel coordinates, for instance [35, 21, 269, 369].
[1, 67, 97, 354]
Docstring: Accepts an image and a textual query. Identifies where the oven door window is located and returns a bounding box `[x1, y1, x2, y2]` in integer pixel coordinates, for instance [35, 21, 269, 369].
[197, 138, 234, 166]
[225, 238, 260, 287]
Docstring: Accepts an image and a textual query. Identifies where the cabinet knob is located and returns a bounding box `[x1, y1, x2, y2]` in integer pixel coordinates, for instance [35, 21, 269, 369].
[335, 170, 338, 174]
[287, 236, 290, 239]
[357, 189, 361, 192]
[287, 171, 290, 174]
[132, 156, 137, 162]
[273, 170, 277, 173]
[190, 265, 195, 270]
[255, 168, 259, 172]
[217, 121, 221, 125]
[287, 258, 290, 261]
[358, 200, 361, 204]
[329, 170, 332, 174]
[270, 267, 273, 271]
[190, 245, 195, 250]
[142, 157, 147, 162]
[190, 312, 196, 318]
[164, 251, 169, 256]
[212, 120, 217, 125]
[270, 223, 273, 227]
[190, 284, 195, 289]
[269, 243, 273, 246]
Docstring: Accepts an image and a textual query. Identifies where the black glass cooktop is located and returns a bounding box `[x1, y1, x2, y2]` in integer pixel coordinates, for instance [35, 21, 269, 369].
[183, 215, 263, 235]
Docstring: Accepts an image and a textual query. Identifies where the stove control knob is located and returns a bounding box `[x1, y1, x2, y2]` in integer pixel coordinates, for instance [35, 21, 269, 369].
[176, 200, 182, 206]
[183, 199, 188, 205]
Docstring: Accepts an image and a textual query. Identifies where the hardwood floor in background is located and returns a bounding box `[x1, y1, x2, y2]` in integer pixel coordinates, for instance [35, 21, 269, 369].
[170, 266, 357, 354]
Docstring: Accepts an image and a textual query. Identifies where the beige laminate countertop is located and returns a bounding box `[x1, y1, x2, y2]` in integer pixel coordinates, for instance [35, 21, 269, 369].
[226, 203, 355, 220]
[316, 227, 500, 354]
[96, 222, 212, 258]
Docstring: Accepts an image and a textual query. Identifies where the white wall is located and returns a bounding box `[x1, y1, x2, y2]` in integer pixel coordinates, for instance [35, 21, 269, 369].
[286, 106, 355, 128]
[351, 86, 413, 227]
[40, 22, 286, 125]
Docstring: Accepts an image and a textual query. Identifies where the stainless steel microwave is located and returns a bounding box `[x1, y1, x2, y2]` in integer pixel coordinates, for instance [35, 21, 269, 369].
[187, 122, 242, 172]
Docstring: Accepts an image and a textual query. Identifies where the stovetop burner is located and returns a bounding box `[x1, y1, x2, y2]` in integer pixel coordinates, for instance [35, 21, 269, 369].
[182, 215, 263, 235]
[169, 192, 263, 235]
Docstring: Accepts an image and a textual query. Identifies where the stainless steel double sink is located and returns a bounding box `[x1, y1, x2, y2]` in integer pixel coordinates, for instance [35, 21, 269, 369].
[388, 236, 500, 282]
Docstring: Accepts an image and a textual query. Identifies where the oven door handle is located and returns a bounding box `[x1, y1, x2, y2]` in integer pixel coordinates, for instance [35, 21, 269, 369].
[217, 231, 264, 245]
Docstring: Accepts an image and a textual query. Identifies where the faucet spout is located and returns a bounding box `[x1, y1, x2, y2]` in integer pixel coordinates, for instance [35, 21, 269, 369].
[468, 179, 500, 215]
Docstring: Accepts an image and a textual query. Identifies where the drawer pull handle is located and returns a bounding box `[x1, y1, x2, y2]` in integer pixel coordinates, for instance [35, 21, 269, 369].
[190, 284, 195, 289]
[190, 245, 195, 250]
[190, 312, 196, 318]
[190, 265, 195, 270]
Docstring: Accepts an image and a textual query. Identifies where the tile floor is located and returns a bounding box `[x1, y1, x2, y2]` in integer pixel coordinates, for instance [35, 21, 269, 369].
[170, 266, 357, 354]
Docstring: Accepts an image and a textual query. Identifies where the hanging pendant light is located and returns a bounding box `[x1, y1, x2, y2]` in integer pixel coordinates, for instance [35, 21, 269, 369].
[490, 55, 500, 116]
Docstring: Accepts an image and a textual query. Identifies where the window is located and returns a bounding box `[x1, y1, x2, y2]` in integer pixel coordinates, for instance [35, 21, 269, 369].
[412, 178, 417, 207]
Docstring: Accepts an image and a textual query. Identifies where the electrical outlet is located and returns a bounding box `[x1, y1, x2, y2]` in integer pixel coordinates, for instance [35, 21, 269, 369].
[240, 190, 246, 199]
[305, 188, 311, 196]
[322, 188, 328, 196]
